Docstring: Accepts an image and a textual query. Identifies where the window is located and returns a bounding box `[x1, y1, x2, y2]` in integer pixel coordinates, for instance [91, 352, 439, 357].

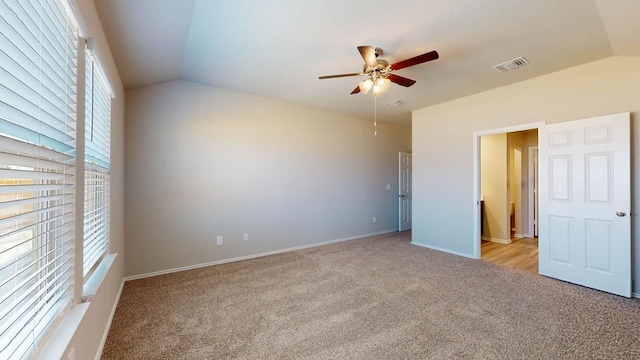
[83, 48, 111, 279]
[0, 0, 78, 358]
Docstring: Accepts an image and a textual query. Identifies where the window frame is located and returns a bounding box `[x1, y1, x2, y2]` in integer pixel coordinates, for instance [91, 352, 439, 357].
[82, 42, 112, 281]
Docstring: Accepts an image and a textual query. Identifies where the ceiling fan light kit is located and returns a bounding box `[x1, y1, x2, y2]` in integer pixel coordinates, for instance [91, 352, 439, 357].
[358, 77, 391, 96]
[320, 45, 439, 134]
[319, 45, 439, 96]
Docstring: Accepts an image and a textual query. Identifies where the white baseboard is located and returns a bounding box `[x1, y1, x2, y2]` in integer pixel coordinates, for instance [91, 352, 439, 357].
[410, 241, 475, 259]
[514, 234, 524, 239]
[481, 236, 512, 244]
[633, 292, 639, 299]
[94, 278, 125, 360]
[125, 229, 398, 281]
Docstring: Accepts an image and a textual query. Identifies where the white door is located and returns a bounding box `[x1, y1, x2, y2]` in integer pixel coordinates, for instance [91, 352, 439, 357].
[539, 113, 630, 297]
[399, 152, 412, 231]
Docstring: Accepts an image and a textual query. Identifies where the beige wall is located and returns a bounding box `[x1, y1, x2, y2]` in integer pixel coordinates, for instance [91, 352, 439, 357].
[480, 133, 508, 241]
[412, 56, 640, 293]
[125, 80, 411, 277]
[67, 1, 126, 359]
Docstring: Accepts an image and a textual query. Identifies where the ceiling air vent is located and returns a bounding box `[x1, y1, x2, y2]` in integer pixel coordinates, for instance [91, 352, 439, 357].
[493, 57, 530, 73]
[386, 99, 407, 107]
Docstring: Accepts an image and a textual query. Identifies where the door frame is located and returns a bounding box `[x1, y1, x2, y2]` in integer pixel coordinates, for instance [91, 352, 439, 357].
[472, 122, 545, 259]
[510, 145, 523, 238]
[527, 146, 539, 237]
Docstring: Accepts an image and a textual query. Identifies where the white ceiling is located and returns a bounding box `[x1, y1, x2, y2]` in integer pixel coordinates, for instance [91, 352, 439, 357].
[94, 0, 640, 125]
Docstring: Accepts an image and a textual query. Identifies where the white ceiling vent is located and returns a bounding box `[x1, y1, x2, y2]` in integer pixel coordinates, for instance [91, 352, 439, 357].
[493, 57, 530, 72]
[386, 99, 407, 107]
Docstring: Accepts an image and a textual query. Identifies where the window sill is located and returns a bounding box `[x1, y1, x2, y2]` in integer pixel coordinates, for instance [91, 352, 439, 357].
[36, 253, 117, 359]
[35, 303, 89, 360]
[82, 253, 118, 302]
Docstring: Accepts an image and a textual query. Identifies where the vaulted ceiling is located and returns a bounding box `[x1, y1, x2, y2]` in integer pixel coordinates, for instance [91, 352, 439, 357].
[94, 0, 640, 125]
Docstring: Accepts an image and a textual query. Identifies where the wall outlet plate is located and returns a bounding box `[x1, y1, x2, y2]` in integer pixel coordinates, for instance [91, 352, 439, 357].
[243, 233, 248, 241]
[373, 216, 377, 223]
[216, 236, 223, 246]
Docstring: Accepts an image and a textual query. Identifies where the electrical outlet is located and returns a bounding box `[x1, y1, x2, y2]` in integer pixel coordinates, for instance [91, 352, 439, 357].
[66, 348, 75, 360]
[373, 216, 377, 223]
[243, 233, 249, 241]
[216, 236, 223, 246]
[386, 184, 391, 190]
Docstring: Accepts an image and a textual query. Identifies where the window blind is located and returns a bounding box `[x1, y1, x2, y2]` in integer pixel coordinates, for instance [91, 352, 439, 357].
[83, 49, 110, 278]
[0, 0, 78, 358]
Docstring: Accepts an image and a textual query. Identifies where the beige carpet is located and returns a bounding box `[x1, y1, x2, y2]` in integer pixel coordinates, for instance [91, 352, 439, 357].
[103, 231, 640, 359]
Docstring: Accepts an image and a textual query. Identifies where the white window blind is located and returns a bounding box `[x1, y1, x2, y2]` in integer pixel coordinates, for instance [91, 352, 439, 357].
[83, 48, 110, 278]
[0, 0, 78, 359]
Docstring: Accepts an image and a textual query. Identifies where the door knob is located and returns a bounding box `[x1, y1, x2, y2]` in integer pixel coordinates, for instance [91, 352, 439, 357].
[616, 211, 626, 217]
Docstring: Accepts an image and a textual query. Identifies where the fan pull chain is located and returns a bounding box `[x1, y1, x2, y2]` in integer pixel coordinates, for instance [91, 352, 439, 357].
[374, 95, 377, 136]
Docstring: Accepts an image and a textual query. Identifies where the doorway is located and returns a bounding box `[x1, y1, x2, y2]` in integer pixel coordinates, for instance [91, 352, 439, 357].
[472, 122, 544, 260]
[477, 128, 540, 272]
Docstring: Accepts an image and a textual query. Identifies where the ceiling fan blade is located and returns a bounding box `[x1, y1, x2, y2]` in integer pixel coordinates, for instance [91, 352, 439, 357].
[388, 74, 416, 87]
[319, 73, 361, 79]
[357, 46, 378, 69]
[391, 50, 439, 71]
[350, 86, 361, 95]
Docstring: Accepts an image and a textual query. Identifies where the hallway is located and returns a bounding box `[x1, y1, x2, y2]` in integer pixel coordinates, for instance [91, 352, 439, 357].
[481, 238, 538, 273]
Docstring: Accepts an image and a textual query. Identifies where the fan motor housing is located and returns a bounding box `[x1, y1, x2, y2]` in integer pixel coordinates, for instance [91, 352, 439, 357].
[363, 59, 389, 73]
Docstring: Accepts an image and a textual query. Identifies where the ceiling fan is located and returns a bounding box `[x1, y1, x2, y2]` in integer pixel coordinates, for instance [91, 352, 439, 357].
[319, 46, 439, 96]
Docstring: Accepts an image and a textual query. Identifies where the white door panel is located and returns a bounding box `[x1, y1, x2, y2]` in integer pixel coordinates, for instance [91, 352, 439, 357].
[399, 152, 412, 231]
[539, 113, 630, 297]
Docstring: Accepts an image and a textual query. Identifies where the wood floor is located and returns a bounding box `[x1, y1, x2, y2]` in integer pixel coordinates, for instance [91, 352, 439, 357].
[481, 237, 538, 273]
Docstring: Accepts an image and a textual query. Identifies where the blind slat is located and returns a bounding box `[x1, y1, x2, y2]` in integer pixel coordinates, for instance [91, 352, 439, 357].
[0, 203, 74, 229]
[0, 248, 74, 334]
[0, 218, 74, 261]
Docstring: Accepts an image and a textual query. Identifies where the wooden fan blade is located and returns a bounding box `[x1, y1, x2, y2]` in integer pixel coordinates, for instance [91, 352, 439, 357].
[391, 50, 439, 71]
[388, 74, 416, 87]
[319, 73, 361, 79]
[350, 86, 361, 95]
[357, 46, 378, 69]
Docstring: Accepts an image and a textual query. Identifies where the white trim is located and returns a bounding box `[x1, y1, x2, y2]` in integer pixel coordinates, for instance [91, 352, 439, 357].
[66, 2, 116, 98]
[125, 229, 398, 281]
[514, 234, 524, 239]
[410, 241, 476, 259]
[633, 292, 639, 299]
[473, 122, 545, 260]
[94, 278, 125, 360]
[83, 253, 117, 302]
[528, 146, 539, 238]
[35, 304, 90, 360]
[481, 236, 512, 244]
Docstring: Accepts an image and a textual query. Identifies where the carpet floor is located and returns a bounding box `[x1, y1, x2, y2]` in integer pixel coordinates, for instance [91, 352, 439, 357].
[102, 231, 640, 359]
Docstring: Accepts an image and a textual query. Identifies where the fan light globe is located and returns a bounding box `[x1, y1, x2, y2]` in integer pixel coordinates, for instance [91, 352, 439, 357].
[373, 78, 391, 96]
[358, 79, 373, 94]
